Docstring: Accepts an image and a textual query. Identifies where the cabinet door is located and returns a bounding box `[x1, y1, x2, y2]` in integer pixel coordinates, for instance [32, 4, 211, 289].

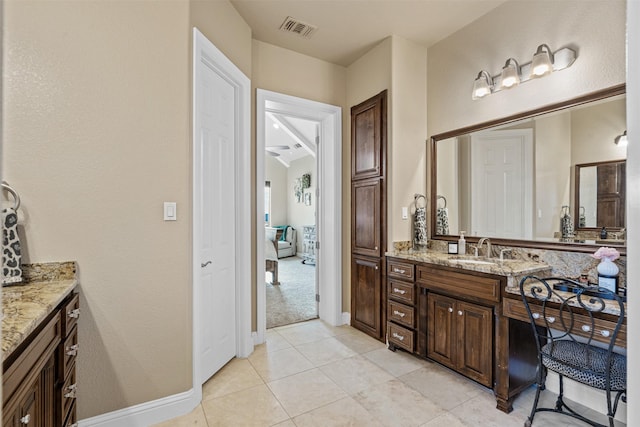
[456, 301, 493, 387]
[352, 178, 381, 257]
[427, 293, 455, 368]
[5, 379, 40, 427]
[351, 90, 386, 180]
[351, 255, 383, 339]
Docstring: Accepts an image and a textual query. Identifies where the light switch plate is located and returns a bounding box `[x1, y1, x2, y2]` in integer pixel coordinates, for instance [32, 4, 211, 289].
[164, 202, 177, 221]
[402, 207, 408, 220]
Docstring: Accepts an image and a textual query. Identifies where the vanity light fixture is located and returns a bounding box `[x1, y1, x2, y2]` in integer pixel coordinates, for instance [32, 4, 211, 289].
[530, 44, 554, 77]
[471, 44, 576, 100]
[472, 70, 493, 100]
[614, 131, 628, 147]
[500, 58, 520, 89]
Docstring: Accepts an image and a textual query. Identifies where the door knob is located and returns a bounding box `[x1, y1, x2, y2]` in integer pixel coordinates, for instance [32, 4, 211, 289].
[201, 261, 212, 268]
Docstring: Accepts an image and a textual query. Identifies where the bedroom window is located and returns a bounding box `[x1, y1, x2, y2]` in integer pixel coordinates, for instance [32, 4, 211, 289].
[265, 181, 271, 226]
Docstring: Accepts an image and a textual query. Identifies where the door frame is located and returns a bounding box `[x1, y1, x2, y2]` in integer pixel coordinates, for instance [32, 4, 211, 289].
[192, 27, 252, 396]
[256, 89, 342, 343]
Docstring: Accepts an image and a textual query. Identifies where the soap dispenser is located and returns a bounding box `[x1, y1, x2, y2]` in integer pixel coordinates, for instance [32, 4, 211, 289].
[458, 231, 466, 255]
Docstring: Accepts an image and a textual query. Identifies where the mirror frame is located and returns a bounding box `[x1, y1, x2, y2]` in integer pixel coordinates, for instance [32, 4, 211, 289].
[429, 84, 626, 255]
[574, 159, 626, 232]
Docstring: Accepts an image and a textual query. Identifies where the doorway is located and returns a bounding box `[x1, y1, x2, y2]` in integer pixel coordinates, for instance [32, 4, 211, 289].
[256, 90, 342, 344]
[264, 113, 319, 328]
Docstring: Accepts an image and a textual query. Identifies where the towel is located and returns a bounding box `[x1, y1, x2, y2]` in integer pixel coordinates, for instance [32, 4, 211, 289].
[436, 207, 450, 235]
[413, 207, 428, 247]
[272, 225, 290, 241]
[2, 207, 23, 285]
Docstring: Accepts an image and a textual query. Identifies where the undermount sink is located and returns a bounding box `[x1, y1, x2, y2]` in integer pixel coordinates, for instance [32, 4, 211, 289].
[451, 259, 497, 266]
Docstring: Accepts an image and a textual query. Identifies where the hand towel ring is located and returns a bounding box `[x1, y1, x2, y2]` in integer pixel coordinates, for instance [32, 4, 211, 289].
[2, 181, 21, 210]
[413, 193, 426, 209]
[437, 195, 447, 209]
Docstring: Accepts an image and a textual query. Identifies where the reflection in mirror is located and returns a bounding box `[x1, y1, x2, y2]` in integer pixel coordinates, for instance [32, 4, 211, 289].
[575, 160, 626, 230]
[431, 86, 626, 251]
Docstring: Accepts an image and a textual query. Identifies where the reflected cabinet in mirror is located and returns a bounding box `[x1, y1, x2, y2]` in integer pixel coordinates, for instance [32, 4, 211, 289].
[430, 84, 626, 253]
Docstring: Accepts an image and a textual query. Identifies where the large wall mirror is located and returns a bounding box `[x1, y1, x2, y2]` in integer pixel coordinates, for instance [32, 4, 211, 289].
[430, 85, 626, 253]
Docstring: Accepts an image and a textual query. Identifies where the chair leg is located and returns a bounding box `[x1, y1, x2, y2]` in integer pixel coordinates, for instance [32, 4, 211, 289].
[555, 374, 564, 411]
[525, 367, 545, 427]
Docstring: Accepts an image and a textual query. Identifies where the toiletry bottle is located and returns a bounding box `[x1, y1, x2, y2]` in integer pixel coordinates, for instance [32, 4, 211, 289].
[458, 231, 466, 255]
[600, 227, 608, 239]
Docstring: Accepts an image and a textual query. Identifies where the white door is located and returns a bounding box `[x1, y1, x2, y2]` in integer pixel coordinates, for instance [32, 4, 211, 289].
[471, 129, 533, 239]
[196, 52, 237, 384]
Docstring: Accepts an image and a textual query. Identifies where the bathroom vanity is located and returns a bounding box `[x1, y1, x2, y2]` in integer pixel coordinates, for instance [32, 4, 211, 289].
[2, 262, 79, 427]
[386, 251, 551, 413]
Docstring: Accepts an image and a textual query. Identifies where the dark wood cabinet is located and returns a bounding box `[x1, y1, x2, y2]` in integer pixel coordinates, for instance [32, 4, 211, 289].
[597, 161, 625, 228]
[351, 178, 381, 257]
[351, 90, 387, 341]
[3, 292, 79, 427]
[351, 255, 382, 337]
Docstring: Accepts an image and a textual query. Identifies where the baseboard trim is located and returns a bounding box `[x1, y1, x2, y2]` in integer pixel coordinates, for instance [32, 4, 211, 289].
[78, 388, 199, 427]
[342, 312, 351, 325]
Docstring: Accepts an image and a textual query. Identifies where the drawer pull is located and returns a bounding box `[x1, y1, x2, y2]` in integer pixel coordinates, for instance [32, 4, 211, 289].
[375, 266, 378, 270]
[65, 383, 77, 399]
[458, 310, 463, 316]
[393, 310, 406, 318]
[582, 325, 591, 332]
[20, 414, 30, 424]
[601, 330, 611, 337]
[393, 267, 406, 274]
[546, 316, 556, 323]
[532, 313, 540, 319]
[448, 307, 453, 313]
[393, 288, 406, 295]
[392, 332, 405, 341]
[68, 308, 80, 319]
[66, 344, 79, 356]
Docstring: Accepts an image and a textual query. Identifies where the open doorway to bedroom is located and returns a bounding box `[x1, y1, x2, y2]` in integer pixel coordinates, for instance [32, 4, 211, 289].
[263, 113, 319, 328]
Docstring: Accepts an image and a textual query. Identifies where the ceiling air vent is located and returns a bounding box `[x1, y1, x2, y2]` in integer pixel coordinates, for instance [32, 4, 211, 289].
[279, 16, 318, 39]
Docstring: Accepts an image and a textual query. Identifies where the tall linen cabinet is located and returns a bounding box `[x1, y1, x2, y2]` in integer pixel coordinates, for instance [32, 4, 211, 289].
[350, 90, 387, 340]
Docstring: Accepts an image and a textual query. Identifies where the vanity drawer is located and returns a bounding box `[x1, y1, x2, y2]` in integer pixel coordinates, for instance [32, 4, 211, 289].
[388, 300, 415, 328]
[388, 279, 415, 304]
[60, 364, 77, 421]
[62, 293, 80, 337]
[388, 260, 414, 281]
[60, 326, 78, 380]
[387, 322, 414, 352]
[417, 265, 501, 303]
[503, 297, 626, 348]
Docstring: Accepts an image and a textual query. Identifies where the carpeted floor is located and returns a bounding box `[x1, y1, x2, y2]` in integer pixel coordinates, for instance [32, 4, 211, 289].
[266, 256, 317, 328]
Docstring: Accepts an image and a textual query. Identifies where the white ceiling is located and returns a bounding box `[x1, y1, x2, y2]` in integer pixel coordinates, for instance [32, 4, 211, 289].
[230, 0, 507, 67]
[245, 0, 508, 163]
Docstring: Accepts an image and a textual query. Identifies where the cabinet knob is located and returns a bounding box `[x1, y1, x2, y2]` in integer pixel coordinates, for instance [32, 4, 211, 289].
[375, 246, 378, 250]
[393, 310, 406, 318]
[393, 288, 406, 295]
[546, 316, 556, 324]
[532, 313, 540, 319]
[448, 307, 453, 313]
[581, 325, 591, 332]
[68, 308, 80, 319]
[458, 310, 463, 316]
[601, 330, 611, 337]
[65, 383, 78, 399]
[20, 414, 30, 424]
[66, 344, 79, 356]
[392, 332, 405, 341]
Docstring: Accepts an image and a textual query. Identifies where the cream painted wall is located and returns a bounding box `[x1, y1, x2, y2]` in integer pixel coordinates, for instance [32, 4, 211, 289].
[534, 113, 571, 238]
[389, 36, 428, 243]
[265, 155, 288, 226]
[287, 155, 316, 253]
[427, 0, 626, 136]
[3, 0, 252, 420]
[625, 1, 639, 423]
[252, 40, 348, 311]
[571, 98, 627, 166]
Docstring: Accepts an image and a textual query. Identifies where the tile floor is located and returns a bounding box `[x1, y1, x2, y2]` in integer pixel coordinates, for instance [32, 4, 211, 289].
[154, 320, 625, 427]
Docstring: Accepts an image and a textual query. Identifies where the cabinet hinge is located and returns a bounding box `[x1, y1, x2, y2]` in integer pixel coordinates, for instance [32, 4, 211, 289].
[315, 294, 320, 302]
[316, 241, 320, 249]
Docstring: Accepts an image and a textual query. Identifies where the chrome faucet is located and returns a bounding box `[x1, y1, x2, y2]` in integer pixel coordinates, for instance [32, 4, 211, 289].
[477, 237, 492, 257]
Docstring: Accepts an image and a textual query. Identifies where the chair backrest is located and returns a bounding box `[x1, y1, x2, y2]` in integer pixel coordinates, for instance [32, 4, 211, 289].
[519, 276, 625, 374]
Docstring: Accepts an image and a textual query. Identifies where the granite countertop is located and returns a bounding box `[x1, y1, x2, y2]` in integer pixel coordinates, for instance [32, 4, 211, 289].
[2, 262, 78, 361]
[386, 249, 551, 287]
[506, 278, 625, 317]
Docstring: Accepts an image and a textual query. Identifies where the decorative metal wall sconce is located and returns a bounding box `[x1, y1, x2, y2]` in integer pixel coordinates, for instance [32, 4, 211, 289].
[472, 44, 577, 100]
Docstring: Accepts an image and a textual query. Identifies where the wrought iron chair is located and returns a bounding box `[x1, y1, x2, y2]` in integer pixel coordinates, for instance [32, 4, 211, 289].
[519, 276, 626, 427]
